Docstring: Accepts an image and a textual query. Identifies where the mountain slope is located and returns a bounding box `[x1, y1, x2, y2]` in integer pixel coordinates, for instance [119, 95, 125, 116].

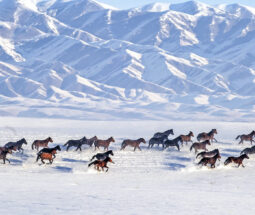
[0, 0, 255, 120]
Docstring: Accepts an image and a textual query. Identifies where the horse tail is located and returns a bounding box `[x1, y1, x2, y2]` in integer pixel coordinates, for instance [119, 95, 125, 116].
[90, 155, 96, 161]
[235, 135, 240, 140]
[190, 145, 193, 152]
[196, 152, 202, 159]
[197, 135, 201, 141]
[224, 158, 231, 166]
[88, 161, 95, 167]
[240, 148, 248, 155]
[31, 141, 36, 150]
[64, 141, 69, 147]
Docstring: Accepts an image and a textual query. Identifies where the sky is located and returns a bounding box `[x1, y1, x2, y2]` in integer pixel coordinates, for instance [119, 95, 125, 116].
[98, 0, 255, 9]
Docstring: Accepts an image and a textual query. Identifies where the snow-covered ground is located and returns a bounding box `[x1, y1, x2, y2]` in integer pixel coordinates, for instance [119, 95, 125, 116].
[0, 117, 255, 214]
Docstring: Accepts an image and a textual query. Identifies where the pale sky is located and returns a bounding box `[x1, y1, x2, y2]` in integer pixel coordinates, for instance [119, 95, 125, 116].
[98, 0, 255, 9]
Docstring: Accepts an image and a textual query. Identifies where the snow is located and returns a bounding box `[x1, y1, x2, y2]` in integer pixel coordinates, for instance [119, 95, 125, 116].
[0, 118, 255, 214]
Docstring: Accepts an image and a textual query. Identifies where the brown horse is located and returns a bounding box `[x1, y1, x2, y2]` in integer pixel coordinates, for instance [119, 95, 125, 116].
[198, 153, 221, 168]
[32, 137, 53, 151]
[236, 131, 255, 145]
[121, 138, 146, 151]
[88, 157, 114, 172]
[179, 131, 194, 146]
[197, 129, 217, 142]
[94, 137, 115, 151]
[36, 152, 55, 164]
[0, 150, 11, 164]
[190, 140, 211, 153]
[224, 154, 249, 167]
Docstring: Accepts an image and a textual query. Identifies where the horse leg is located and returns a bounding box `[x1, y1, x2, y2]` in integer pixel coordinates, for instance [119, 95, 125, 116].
[66, 145, 70, 151]
[105, 166, 109, 172]
[214, 138, 218, 142]
[41, 158, 45, 164]
[138, 146, 141, 151]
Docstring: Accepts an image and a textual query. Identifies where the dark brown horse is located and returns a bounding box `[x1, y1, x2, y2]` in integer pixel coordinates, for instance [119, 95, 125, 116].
[0, 146, 15, 154]
[236, 131, 255, 145]
[179, 131, 194, 146]
[32, 137, 53, 151]
[153, 129, 174, 138]
[37, 145, 61, 159]
[88, 157, 114, 172]
[0, 150, 11, 164]
[197, 129, 217, 142]
[224, 154, 249, 167]
[121, 138, 146, 151]
[198, 153, 221, 168]
[190, 140, 211, 153]
[85, 136, 98, 147]
[94, 137, 115, 151]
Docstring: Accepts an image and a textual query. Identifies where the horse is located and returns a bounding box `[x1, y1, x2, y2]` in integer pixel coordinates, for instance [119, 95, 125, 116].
[31, 137, 53, 151]
[36, 152, 55, 164]
[90, 150, 114, 161]
[163, 136, 181, 151]
[88, 157, 114, 172]
[85, 136, 98, 147]
[236, 131, 255, 145]
[37, 145, 61, 159]
[0, 146, 15, 154]
[94, 137, 115, 151]
[0, 150, 11, 164]
[64, 137, 87, 151]
[120, 138, 146, 151]
[178, 131, 194, 146]
[4, 138, 27, 153]
[190, 140, 211, 154]
[224, 154, 249, 167]
[148, 135, 168, 148]
[196, 149, 220, 159]
[198, 153, 221, 168]
[197, 129, 218, 142]
[240, 145, 255, 155]
[153, 129, 174, 138]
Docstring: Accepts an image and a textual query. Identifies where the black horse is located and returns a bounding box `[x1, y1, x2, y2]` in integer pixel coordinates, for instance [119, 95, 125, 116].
[64, 137, 87, 151]
[148, 135, 168, 148]
[4, 138, 27, 153]
[163, 137, 181, 151]
[196, 149, 220, 159]
[90, 150, 114, 161]
[153, 129, 174, 138]
[240, 145, 255, 155]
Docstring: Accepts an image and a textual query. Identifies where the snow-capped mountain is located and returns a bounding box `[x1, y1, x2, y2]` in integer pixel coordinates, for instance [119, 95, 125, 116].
[0, 0, 255, 120]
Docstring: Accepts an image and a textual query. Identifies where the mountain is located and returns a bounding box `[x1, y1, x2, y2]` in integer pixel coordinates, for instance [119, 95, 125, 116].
[0, 0, 255, 121]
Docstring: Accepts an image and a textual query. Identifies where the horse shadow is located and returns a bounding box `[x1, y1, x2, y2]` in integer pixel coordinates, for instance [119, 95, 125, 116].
[164, 162, 186, 171]
[223, 148, 241, 153]
[62, 158, 88, 164]
[53, 166, 73, 173]
[169, 156, 192, 162]
[9, 159, 23, 166]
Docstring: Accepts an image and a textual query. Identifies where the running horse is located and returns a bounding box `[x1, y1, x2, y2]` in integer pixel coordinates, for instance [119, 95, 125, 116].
[94, 137, 115, 151]
[197, 129, 218, 142]
[224, 154, 249, 168]
[196, 149, 220, 159]
[120, 138, 146, 151]
[90, 150, 114, 161]
[178, 131, 194, 146]
[88, 157, 114, 172]
[236, 131, 255, 145]
[163, 136, 181, 151]
[36, 145, 61, 164]
[64, 137, 87, 151]
[32, 137, 53, 151]
[153, 129, 174, 138]
[198, 153, 221, 168]
[190, 140, 211, 154]
[4, 138, 27, 153]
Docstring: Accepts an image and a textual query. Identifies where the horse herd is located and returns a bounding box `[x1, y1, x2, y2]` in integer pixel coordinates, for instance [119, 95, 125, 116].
[0, 129, 254, 172]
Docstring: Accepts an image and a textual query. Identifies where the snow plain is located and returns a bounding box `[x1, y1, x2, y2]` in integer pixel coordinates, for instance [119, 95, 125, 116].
[0, 117, 255, 215]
